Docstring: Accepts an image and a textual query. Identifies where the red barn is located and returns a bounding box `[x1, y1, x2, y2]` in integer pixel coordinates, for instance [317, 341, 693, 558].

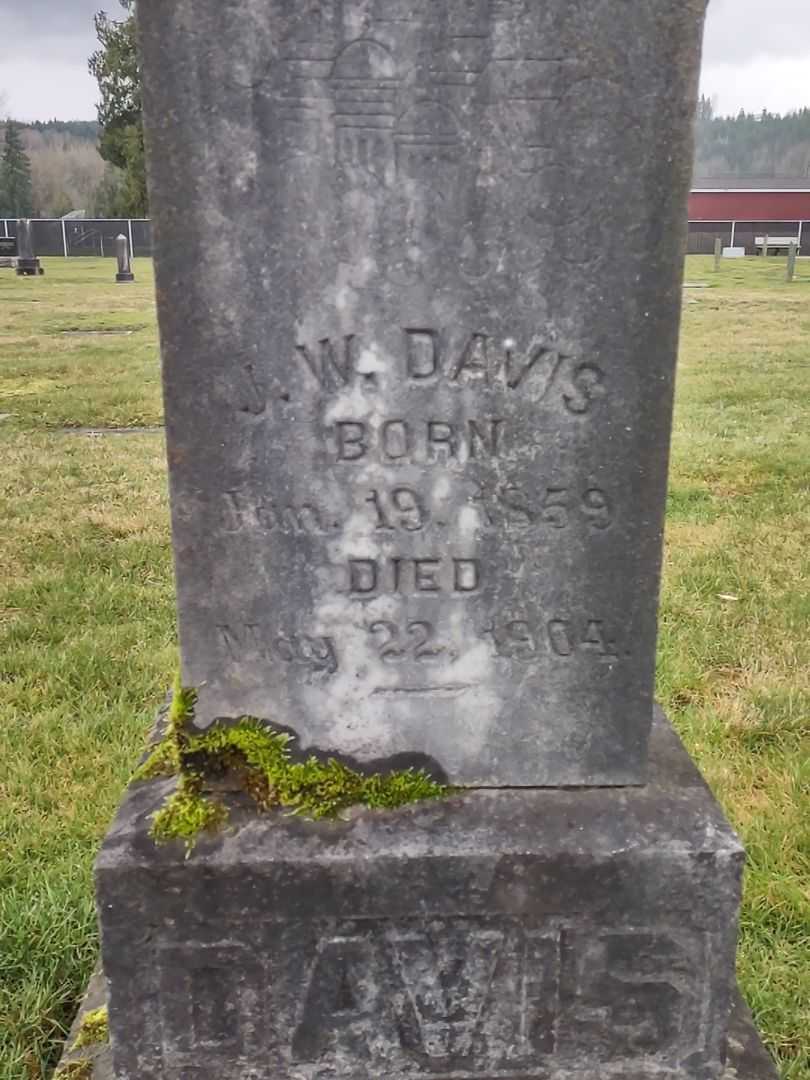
[688, 177, 810, 254]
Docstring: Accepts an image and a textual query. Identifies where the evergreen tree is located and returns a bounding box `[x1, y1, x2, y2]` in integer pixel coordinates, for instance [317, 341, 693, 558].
[88, 0, 147, 216]
[0, 120, 34, 217]
[695, 105, 810, 178]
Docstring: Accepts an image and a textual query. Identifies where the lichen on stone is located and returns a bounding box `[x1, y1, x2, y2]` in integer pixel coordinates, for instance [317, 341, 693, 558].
[72, 1005, 109, 1050]
[136, 678, 451, 848]
[54, 1061, 93, 1080]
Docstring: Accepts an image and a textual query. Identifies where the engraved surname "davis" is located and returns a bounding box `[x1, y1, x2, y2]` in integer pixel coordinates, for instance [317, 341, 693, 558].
[405, 328, 606, 410]
[154, 924, 707, 1072]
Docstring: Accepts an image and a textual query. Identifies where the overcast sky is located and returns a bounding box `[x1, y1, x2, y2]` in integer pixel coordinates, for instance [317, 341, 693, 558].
[0, 0, 809, 122]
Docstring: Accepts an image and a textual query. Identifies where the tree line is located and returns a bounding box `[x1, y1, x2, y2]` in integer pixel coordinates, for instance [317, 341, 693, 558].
[695, 96, 810, 177]
[0, 0, 141, 219]
[4, 19, 810, 221]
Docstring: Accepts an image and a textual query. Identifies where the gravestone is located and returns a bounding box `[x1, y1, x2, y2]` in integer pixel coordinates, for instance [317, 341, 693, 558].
[130, 0, 709, 788]
[15, 219, 44, 276]
[115, 234, 135, 283]
[786, 241, 798, 283]
[94, 2, 779, 1079]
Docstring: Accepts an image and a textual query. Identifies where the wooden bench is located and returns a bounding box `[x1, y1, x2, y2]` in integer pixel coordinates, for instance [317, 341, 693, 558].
[755, 236, 799, 256]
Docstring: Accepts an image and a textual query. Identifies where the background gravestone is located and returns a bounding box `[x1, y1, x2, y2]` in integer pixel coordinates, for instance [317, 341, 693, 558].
[115, 234, 135, 283]
[142, 0, 706, 787]
[15, 219, 44, 276]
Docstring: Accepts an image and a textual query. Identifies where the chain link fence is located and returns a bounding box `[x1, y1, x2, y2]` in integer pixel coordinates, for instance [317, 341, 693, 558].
[1, 219, 153, 258]
[687, 219, 808, 255]
[3, 217, 807, 259]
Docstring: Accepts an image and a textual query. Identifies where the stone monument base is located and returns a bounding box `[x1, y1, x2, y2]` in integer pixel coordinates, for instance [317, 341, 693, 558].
[15, 258, 44, 276]
[95, 714, 767, 1080]
[56, 977, 779, 1080]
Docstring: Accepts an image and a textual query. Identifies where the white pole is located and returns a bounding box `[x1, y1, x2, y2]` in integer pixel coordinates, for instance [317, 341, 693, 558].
[127, 218, 135, 263]
[61, 218, 68, 258]
[730, 221, 736, 248]
[798, 220, 804, 253]
[2, 219, 7, 238]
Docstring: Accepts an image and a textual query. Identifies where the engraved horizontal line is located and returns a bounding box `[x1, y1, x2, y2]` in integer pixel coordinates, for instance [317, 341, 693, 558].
[335, 115, 396, 123]
[493, 55, 568, 62]
[336, 118, 396, 128]
[394, 135, 461, 144]
[332, 79, 399, 87]
[335, 101, 395, 111]
[334, 89, 397, 98]
[335, 97, 397, 106]
[373, 684, 475, 698]
[334, 98, 397, 107]
[334, 87, 397, 95]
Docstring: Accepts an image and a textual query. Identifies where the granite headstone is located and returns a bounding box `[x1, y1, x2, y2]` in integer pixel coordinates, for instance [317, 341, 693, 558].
[115, 234, 135, 283]
[140, 0, 707, 787]
[15, 218, 44, 276]
[90, 4, 782, 1079]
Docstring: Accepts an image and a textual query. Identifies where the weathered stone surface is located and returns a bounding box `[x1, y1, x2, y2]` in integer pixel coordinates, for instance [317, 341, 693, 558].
[115, 234, 135, 283]
[55, 981, 781, 1080]
[97, 714, 745, 1080]
[53, 970, 110, 1078]
[137, 0, 707, 785]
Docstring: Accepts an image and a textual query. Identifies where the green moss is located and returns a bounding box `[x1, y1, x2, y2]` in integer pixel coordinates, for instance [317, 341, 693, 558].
[72, 1006, 109, 1050]
[150, 776, 230, 845]
[54, 1061, 93, 1080]
[136, 682, 451, 847]
[134, 677, 196, 781]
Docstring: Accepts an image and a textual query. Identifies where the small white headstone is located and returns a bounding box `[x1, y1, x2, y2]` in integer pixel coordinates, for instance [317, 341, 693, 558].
[723, 247, 745, 259]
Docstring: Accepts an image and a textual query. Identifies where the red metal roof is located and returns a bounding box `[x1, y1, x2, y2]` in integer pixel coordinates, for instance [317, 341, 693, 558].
[689, 189, 810, 221]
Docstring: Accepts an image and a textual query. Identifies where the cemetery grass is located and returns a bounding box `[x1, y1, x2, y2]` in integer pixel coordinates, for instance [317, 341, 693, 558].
[0, 256, 807, 1080]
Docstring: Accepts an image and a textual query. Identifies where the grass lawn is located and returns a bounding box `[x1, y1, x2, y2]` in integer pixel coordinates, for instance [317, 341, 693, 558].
[1, 256, 808, 1079]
